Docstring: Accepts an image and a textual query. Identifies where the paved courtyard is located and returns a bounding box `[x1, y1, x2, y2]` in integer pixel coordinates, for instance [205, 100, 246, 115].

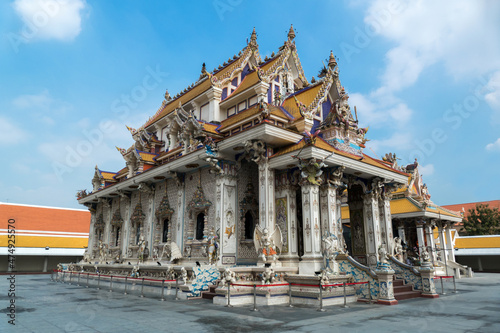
[1, 272, 499, 333]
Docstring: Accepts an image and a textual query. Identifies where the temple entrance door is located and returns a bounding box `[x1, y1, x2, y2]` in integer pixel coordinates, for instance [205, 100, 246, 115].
[295, 189, 304, 258]
[347, 184, 367, 265]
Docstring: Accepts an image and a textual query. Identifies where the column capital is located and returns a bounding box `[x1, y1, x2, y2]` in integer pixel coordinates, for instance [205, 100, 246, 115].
[295, 157, 326, 186]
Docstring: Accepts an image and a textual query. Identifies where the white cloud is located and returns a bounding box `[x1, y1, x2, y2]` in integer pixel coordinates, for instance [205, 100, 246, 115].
[0, 116, 28, 145]
[419, 163, 435, 177]
[485, 71, 500, 113]
[13, 0, 87, 41]
[367, 0, 500, 90]
[12, 89, 52, 108]
[367, 132, 413, 156]
[486, 138, 500, 152]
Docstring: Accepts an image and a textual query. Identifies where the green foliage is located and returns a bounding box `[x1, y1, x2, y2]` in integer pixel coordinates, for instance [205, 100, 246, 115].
[463, 204, 500, 236]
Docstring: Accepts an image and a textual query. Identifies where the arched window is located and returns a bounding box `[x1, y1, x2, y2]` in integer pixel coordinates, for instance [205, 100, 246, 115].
[244, 211, 254, 240]
[162, 218, 169, 243]
[196, 212, 205, 240]
[115, 227, 121, 247]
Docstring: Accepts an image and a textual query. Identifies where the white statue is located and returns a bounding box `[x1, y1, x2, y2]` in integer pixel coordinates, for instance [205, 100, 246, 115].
[378, 245, 389, 264]
[254, 225, 282, 263]
[322, 233, 340, 274]
[180, 267, 188, 284]
[98, 240, 107, 262]
[137, 234, 147, 262]
[261, 267, 275, 284]
[394, 237, 404, 261]
[219, 268, 236, 287]
[207, 231, 219, 265]
[130, 265, 140, 278]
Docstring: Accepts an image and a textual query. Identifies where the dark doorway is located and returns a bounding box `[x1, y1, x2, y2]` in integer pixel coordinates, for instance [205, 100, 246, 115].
[244, 211, 254, 239]
[296, 189, 304, 258]
[162, 218, 169, 243]
[196, 212, 205, 240]
[115, 227, 121, 246]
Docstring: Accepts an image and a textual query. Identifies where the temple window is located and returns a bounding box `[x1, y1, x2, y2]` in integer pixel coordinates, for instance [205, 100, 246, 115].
[162, 218, 169, 243]
[244, 211, 254, 240]
[196, 212, 205, 240]
[115, 226, 121, 246]
[135, 224, 141, 244]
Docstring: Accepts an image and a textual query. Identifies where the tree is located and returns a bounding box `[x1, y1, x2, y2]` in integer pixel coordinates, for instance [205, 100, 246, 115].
[463, 204, 500, 236]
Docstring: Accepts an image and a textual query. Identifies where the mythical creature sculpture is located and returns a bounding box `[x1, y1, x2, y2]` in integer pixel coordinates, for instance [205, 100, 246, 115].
[322, 233, 341, 274]
[98, 240, 108, 263]
[219, 268, 236, 287]
[254, 225, 283, 263]
[261, 267, 275, 284]
[180, 267, 188, 284]
[295, 157, 326, 186]
[394, 237, 404, 261]
[378, 245, 389, 264]
[420, 248, 431, 265]
[137, 234, 147, 263]
[244, 140, 266, 163]
[130, 265, 140, 278]
[160, 242, 182, 262]
[206, 230, 219, 265]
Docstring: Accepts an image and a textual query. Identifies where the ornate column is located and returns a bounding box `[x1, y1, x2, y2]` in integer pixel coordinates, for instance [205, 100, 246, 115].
[215, 163, 238, 265]
[378, 183, 394, 254]
[425, 221, 437, 264]
[418, 259, 439, 298]
[363, 179, 383, 267]
[445, 222, 456, 262]
[320, 166, 344, 241]
[296, 157, 325, 274]
[173, 173, 185, 251]
[416, 220, 426, 256]
[275, 180, 298, 263]
[437, 221, 447, 261]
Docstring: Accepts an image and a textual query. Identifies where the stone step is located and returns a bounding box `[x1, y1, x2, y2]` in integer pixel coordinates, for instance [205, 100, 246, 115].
[393, 285, 413, 293]
[393, 279, 405, 286]
[201, 291, 217, 300]
[394, 290, 422, 301]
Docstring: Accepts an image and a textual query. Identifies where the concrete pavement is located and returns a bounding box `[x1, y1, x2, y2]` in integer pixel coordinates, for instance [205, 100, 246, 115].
[1, 273, 499, 332]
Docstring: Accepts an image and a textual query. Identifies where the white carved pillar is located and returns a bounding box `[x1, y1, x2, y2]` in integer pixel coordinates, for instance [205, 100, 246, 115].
[437, 222, 447, 262]
[207, 88, 222, 122]
[276, 185, 298, 262]
[258, 160, 275, 232]
[378, 188, 393, 254]
[445, 223, 455, 262]
[363, 190, 382, 267]
[425, 222, 437, 264]
[175, 175, 185, 251]
[416, 222, 426, 256]
[299, 183, 322, 274]
[216, 168, 238, 265]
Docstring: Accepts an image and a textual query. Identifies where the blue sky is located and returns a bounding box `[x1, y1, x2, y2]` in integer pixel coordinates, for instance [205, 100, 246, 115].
[1, 0, 499, 209]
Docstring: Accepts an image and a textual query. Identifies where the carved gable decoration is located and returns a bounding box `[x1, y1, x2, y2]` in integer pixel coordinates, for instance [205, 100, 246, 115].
[187, 185, 212, 210]
[156, 194, 174, 220]
[130, 202, 145, 225]
[110, 209, 123, 226]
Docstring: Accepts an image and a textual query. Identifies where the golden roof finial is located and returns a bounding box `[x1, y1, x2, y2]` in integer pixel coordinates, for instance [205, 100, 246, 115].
[288, 24, 296, 40]
[328, 50, 337, 68]
[249, 27, 257, 47]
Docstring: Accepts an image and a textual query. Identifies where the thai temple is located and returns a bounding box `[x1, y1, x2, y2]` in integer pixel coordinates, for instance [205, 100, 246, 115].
[71, 26, 468, 306]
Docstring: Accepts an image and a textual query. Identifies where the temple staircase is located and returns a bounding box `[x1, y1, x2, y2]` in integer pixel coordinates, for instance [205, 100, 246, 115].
[201, 285, 218, 300]
[393, 278, 421, 301]
[435, 260, 473, 278]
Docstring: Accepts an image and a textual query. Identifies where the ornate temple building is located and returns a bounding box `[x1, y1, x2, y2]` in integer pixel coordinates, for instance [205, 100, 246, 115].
[73, 26, 456, 305]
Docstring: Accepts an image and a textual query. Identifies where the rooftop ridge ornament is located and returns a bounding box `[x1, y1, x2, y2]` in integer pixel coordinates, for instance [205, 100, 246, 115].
[288, 24, 296, 41]
[328, 50, 337, 69]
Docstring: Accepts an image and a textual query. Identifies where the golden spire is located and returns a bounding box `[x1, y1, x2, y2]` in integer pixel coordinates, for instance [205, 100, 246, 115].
[249, 27, 257, 48]
[288, 24, 296, 40]
[328, 50, 337, 69]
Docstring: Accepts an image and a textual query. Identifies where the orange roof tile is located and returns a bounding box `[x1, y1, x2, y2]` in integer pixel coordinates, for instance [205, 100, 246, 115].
[282, 83, 323, 118]
[442, 200, 500, 217]
[137, 151, 157, 163]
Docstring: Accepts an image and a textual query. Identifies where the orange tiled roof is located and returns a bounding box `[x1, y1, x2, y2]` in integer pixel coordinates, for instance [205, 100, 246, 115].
[282, 83, 323, 118]
[219, 103, 290, 131]
[137, 151, 158, 163]
[0, 203, 90, 249]
[442, 200, 500, 217]
[201, 121, 219, 134]
[100, 171, 117, 181]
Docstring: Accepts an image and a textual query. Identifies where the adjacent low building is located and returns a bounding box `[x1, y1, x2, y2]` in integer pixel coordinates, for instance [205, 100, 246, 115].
[0, 202, 90, 272]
